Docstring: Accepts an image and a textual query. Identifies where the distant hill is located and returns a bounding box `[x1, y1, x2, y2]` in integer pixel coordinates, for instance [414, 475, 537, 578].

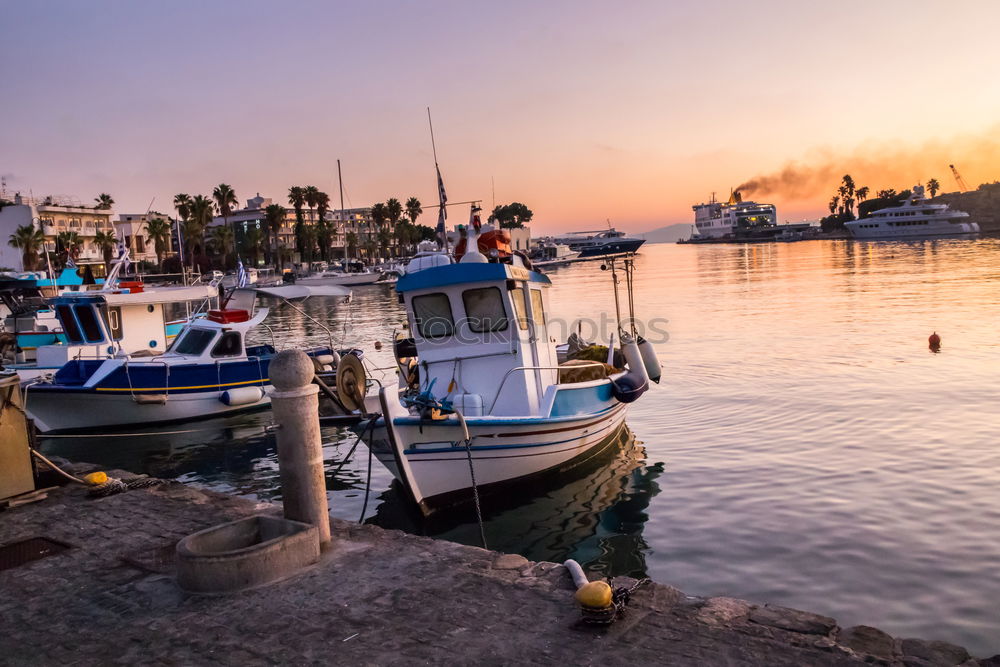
[636, 223, 692, 244]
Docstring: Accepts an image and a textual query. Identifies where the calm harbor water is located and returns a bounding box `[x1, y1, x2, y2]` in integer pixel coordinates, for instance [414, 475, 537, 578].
[41, 240, 1000, 655]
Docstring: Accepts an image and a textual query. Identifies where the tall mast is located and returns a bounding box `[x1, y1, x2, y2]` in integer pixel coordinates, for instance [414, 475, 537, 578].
[337, 159, 346, 259]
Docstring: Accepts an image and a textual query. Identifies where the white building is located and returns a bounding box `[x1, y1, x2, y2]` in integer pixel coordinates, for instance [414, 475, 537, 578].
[0, 193, 115, 274]
[115, 212, 174, 265]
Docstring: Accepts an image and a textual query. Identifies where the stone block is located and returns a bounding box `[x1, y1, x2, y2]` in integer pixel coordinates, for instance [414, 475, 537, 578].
[900, 638, 971, 666]
[748, 604, 838, 635]
[840, 625, 896, 659]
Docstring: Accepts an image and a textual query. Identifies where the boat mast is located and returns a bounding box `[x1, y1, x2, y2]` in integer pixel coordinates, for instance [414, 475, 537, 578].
[337, 159, 347, 261]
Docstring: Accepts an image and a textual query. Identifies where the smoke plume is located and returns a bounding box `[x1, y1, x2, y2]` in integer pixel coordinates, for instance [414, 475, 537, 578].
[735, 126, 1000, 200]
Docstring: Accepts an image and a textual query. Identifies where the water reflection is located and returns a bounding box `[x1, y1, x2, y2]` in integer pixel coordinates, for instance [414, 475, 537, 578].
[369, 425, 663, 576]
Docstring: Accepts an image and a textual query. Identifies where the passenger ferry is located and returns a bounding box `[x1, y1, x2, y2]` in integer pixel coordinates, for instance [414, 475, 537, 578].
[845, 185, 977, 239]
[691, 191, 777, 239]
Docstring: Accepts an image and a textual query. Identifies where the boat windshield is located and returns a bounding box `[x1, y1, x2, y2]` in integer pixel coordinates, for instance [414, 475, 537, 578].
[170, 328, 216, 355]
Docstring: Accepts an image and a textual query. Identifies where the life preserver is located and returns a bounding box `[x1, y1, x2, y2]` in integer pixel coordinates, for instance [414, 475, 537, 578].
[454, 229, 513, 262]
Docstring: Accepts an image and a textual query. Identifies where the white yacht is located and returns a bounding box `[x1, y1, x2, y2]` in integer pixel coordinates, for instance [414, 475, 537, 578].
[692, 191, 777, 239]
[845, 185, 977, 239]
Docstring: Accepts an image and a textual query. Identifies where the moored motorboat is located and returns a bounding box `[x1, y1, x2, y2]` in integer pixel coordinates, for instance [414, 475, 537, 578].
[362, 217, 656, 515]
[23, 285, 357, 433]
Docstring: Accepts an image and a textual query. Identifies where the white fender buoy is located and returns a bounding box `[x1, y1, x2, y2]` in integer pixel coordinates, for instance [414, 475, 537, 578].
[220, 386, 266, 406]
[636, 335, 661, 384]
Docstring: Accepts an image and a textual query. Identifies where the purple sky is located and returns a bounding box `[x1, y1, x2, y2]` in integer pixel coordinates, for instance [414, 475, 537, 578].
[3, 0, 999, 231]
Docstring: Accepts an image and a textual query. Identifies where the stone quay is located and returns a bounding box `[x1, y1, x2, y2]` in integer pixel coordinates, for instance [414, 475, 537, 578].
[1, 458, 993, 666]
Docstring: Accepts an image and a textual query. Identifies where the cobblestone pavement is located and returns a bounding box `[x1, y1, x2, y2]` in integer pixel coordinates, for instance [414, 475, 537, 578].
[1, 467, 992, 666]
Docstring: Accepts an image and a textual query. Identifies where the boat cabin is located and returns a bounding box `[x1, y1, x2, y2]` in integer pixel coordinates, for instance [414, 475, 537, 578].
[35, 285, 219, 368]
[396, 257, 559, 417]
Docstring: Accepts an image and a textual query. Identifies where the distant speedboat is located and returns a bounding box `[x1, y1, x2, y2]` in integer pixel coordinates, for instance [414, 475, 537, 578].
[297, 260, 381, 286]
[551, 228, 645, 257]
[845, 185, 978, 239]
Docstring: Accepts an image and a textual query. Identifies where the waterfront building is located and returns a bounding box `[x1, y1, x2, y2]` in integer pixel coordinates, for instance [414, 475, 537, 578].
[115, 212, 174, 266]
[0, 193, 114, 274]
[207, 194, 379, 263]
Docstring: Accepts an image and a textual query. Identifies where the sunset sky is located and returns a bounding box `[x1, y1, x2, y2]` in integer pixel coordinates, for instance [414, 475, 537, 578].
[3, 0, 1000, 232]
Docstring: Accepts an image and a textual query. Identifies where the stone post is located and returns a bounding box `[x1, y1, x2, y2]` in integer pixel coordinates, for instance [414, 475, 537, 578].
[269, 350, 331, 549]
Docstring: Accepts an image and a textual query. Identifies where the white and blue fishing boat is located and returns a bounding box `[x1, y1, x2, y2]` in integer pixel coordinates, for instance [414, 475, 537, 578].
[24, 285, 354, 433]
[367, 221, 659, 514]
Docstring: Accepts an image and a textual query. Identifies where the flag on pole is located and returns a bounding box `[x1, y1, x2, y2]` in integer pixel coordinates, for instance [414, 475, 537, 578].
[435, 164, 448, 248]
[236, 257, 248, 287]
[117, 234, 131, 275]
[469, 204, 482, 232]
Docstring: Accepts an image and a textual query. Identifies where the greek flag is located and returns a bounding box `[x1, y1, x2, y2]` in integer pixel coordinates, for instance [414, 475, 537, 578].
[236, 257, 248, 287]
[435, 164, 448, 246]
[117, 235, 131, 274]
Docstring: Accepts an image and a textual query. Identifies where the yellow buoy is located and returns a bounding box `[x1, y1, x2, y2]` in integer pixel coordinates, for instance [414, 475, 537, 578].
[84, 471, 108, 485]
[575, 581, 613, 609]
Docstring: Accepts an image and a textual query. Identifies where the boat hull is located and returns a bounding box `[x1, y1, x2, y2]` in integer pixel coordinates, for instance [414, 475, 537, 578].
[846, 221, 980, 239]
[24, 387, 270, 433]
[576, 239, 645, 257]
[297, 273, 379, 287]
[368, 399, 629, 514]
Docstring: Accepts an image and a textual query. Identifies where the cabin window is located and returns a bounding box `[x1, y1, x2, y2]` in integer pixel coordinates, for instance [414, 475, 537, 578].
[104, 306, 123, 340]
[530, 290, 546, 325]
[73, 305, 104, 343]
[511, 289, 529, 330]
[172, 328, 215, 355]
[412, 293, 454, 338]
[462, 287, 508, 333]
[56, 304, 84, 343]
[211, 331, 243, 358]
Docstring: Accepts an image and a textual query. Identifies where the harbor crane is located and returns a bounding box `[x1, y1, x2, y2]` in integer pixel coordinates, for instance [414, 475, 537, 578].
[949, 164, 970, 192]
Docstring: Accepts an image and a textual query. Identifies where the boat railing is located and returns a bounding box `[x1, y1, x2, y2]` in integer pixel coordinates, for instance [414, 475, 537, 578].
[487, 361, 606, 414]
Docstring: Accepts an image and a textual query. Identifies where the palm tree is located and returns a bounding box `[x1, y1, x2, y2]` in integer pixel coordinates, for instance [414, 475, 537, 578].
[405, 197, 422, 225]
[184, 195, 215, 264]
[144, 218, 172, 270]
[93, 230, 117, 274]
[94, 193, 115, 210]
[209, 225, 235, 266]
[56, 231, 83, 267]
[315, 220, 334, 262]
[856, 186, 869, 205]
[288, 186, 306, 256]
[927, 178, 941, 198]
[304, 186, 320, 224]
[315, 191, 331, 224]
[264, 204, 286, 267]
[828, 196, 839, 215]
[345, 231, 359, 259]
[213, 183, 238, 234]
[8, 224, 45, 271]
[173, 193, 192, 222]
[244, 226, 265, 266]
[385, 198, 403, 257]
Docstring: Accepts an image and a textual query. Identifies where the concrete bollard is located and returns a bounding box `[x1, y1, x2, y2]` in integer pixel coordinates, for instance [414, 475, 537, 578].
[269, 350, 331, 550]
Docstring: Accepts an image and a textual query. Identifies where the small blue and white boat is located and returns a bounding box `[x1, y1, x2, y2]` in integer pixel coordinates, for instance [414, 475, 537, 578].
[24, 285, 353, 433]
[366, 227, 657, 514]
